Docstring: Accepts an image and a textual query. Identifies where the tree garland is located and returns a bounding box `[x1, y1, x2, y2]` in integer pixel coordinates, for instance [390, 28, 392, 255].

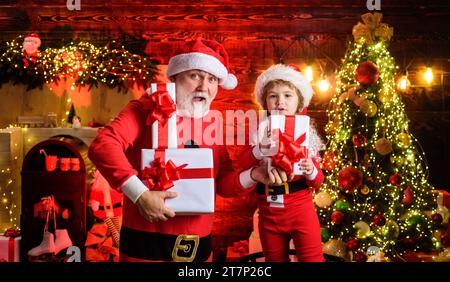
[0, 36, 159, 92]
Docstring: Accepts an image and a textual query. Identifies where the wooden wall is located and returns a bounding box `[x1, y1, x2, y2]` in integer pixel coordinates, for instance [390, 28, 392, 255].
[1, 0, 449, 261]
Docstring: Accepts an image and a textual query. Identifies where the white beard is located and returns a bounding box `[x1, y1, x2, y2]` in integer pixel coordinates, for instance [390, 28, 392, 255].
[176, 91, 212, 118]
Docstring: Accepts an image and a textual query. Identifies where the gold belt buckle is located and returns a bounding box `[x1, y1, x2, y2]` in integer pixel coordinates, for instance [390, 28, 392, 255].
[283, 182, 289, 194]
[264, 185, 274, 195]
[265, 183, 289, 195]
[171, 234, 199, 262]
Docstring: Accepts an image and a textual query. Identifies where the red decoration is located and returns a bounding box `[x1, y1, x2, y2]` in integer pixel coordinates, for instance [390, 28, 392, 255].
[271, 129, 308, 175]
[353, 251, 368, 262]
[402, 186, 415, 205]
[346, 239, 360, 251]
[352, 132, 367, 148]
[389, 173, 402, 186]
[323, 151, 336, 171]
[141, 157, 187, 191]
[143, 89, 176, 126]
[232, 240, 249, 254]
[402, 238, 416, 249]
[373, 213, 386, 226]
[331, 211, 345, 224]
[338, 166, 363, 191]
[431, 213, 443, 224]
[355, 61, 380, 85]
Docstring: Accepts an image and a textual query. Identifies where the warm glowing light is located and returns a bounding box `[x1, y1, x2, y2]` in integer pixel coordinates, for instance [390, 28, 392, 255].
[397, 75, 410, 92]
[67, 98, 72, 103]
[424, 67, 433, 84]
[304, 66, 313, 82]
[317, 79, 330, 92]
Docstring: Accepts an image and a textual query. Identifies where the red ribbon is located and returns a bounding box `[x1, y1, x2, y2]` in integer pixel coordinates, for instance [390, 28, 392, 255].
[144, 86, 176, 126]
[141, 150, 213, 192]
[271, 122, 308, 175]
[3, 228, 20, 262]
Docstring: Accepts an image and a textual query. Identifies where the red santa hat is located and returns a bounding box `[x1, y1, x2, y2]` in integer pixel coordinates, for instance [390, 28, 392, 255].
[24, 33, 41, 46]
[167, 38, 238, 90]
[254, 64, 313, 109]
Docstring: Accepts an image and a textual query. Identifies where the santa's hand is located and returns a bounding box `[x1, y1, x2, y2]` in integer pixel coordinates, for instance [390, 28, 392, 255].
[268, 167, 288, 186]
[136, 190, 177, 222]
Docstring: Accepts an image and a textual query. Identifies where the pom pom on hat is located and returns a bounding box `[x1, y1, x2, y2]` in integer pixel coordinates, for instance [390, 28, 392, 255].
[254, 64, 314, 108]
[167, 38, 237, 90]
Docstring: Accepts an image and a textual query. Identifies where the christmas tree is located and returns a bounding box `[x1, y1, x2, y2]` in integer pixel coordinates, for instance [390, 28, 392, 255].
[316, 13, 443, 261]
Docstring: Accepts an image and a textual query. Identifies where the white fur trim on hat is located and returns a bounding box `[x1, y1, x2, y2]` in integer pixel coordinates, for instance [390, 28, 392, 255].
[254, 64, 313, 108]
[167, 52, 237, 90]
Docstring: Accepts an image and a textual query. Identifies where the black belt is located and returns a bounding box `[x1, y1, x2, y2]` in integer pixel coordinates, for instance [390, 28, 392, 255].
[255, 178, 308, 195]
[120, 227, 211, 262]
[98, 202, 122, 210]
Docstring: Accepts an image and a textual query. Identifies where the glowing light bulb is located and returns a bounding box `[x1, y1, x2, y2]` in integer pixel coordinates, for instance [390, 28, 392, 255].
[304, 66, 313, 82]
[397, 75, 410, 92]
[424, 67, 433, 84]
[317, 79, 330, 92]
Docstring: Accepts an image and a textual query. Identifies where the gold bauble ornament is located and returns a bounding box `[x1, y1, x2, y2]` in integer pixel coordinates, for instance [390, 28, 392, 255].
[359, 100, 377, 117]
[315, 191, 333, 208]
[354, 221, 371, 239]
[360, 185, 370, 195]
[378, 91, 393, 103]
[375, 138, 392, 155]
[396, 133, 411, 148]
[322, 239, 352, 261]
[376, 219, 399, 240]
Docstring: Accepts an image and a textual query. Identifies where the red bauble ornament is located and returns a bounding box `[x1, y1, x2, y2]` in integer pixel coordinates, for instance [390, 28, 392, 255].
[373, 213, 386, 226]
[355, 61, 380, 85]
[346, 239, 360, 251]
[331, 211, 345, 224]
[389, 173, 402, 186]
[402, 186, 415, 205]
[402, 238, 416, 249]
[431, 213, 443, 224]
[353, 251, 368, 262]
[338, 167, 363, 191]
[352, 132, 367, 148]
[323, 151, 336, 171]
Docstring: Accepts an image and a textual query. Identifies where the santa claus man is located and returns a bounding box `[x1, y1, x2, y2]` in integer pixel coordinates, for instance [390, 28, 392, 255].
[88, 38, 270, 262]
[22, 33, 41, 68]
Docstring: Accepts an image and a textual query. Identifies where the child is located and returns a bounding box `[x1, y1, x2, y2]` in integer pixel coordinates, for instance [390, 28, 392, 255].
[241, 64, 325, 262]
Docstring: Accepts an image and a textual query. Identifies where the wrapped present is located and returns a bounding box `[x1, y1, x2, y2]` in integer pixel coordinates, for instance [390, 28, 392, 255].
[141, 148, 214, 214]
[0, 228, 21, 262]
[226, 240, 249, 262]
[268, 115, 310, 175]
[85, 221, 120, 262]
[146, 83, 177, 149]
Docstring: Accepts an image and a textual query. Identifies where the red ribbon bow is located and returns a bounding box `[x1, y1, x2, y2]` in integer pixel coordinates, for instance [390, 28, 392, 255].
[3, 228, 20, 238]
[141, 158, 188, 191]
[144, 90, 176, 126]
[271, 129, 308, 175]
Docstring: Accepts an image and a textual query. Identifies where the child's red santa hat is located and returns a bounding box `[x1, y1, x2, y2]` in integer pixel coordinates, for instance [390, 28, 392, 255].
[254, 64, 314, 109]
[167, 38, 238, 90]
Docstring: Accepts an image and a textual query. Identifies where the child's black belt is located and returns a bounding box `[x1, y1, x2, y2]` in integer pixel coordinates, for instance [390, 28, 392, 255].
[255, 178, 308, 195]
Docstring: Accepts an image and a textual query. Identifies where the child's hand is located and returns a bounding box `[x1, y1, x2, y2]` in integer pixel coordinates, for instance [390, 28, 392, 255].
[300, 158, 315, 175]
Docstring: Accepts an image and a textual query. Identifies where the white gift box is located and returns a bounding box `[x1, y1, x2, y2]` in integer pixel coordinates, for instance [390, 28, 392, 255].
[141, 148, 214, 214]
[147, 83, 178, 148]
[0, 235, 21, 262]
[268, 115, 310, 175]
